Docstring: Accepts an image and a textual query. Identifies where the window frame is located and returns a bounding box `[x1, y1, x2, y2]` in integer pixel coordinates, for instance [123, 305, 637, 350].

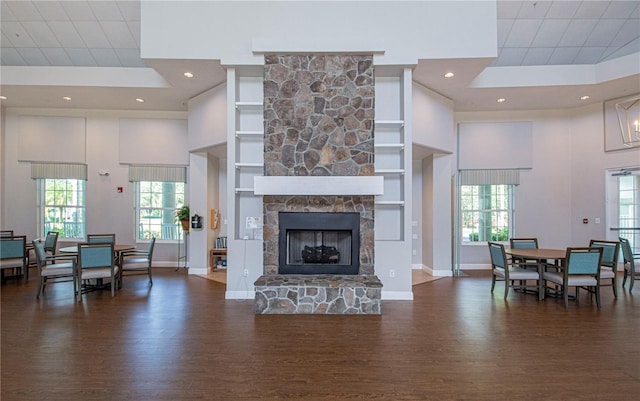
[134, 180, 186, 242]
[460, 184, 515, 244]
[38, 178, 86, 240]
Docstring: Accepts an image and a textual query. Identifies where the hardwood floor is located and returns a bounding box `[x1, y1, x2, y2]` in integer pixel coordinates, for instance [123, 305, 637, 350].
[2, 268, 638, 400]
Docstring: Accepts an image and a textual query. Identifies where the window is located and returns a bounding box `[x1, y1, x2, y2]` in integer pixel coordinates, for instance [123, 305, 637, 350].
[618, 174, 639, 253]
[461, 184, 514, 243]
[40, 179, 86, 239]
[136, 181, 185, 241]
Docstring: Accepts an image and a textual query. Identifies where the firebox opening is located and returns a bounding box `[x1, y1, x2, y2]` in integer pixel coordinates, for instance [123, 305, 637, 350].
[278, 212, 360, 275]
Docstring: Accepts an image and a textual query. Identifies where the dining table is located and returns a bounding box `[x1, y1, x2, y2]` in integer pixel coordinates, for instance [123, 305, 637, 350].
[59, 244, 136, 266]
[505, 247, 566, 300]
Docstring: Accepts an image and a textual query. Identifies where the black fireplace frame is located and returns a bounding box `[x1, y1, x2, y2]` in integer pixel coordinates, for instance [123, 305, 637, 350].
[278, 212, 360, 275]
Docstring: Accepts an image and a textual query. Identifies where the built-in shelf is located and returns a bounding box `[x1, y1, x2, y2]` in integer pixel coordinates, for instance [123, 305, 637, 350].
[374, 144, 405, 150]
[236, 131, 264, 137]
[375, 169, 405, 175]
[235, 163, 263, 168]
[235, 188, 255, 193]
[235, 101, 263, 111]
[254, 176, 384, 195]
[375, 120, 404, 128]
[375, 201, 405, 206]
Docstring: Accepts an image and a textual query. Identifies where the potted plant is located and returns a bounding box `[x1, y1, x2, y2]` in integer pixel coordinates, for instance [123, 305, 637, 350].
[176, 205, 190, 232]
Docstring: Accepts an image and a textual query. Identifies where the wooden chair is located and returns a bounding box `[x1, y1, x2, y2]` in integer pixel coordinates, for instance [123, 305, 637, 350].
[32, 239, 77, 300]
[509, 237, 541, 269]
[87, 233, 116, 244]
[589, 239, 620, 297]
[0, 235, 27, 283]
[119, 237, 155, 286]
[77, 243, 120, 299]
[620, 237, 639, 292]
[0, 230, 14, 237]
[489, 241, 541, 300]
[44, 231, 59, 255]
[542, 247, 603, 308]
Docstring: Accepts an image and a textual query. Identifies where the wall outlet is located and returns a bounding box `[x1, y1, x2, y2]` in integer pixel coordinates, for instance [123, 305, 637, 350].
[243, 269, 249, 277]
[389, 269, 395, 278]
[412, 249, 417, 256]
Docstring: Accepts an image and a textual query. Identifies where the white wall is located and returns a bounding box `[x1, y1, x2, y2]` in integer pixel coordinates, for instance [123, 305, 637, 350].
[1, 108, 188, 264]
[454, 105, 640, 267]
[188, 83, 227, 152]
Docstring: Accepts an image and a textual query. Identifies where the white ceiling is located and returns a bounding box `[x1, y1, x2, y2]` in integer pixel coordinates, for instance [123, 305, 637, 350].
[0, 0, 639, 113]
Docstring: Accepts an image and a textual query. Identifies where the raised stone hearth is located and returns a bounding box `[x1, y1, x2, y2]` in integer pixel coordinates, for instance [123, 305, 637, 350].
[254, 274, 382, 314]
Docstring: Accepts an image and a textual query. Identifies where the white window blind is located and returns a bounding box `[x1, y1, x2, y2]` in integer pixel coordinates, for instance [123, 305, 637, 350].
[31, 163, 87, 181]
[128, 166, 187, 182]
[459, 169, 520, 185]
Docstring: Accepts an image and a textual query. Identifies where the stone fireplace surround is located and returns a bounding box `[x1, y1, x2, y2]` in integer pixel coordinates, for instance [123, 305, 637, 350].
[254, 54, 382, 314]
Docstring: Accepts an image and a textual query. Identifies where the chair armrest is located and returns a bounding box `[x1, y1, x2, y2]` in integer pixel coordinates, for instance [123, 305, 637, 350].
[120, 249, 146, 257]
[44, 255, 76, 263]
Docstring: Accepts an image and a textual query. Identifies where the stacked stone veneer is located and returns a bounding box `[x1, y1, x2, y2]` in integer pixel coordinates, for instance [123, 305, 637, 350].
[256, 54, 382, 315]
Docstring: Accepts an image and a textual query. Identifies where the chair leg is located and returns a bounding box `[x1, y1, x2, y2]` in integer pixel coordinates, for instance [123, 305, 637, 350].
[612, 277, 618, 298]
[631, 273, 635, 291]
[595, 285, 601, 309]
[504, 280, 509, 299]
[491, 274, 496, 293]
[563, 285, 569, 308]
[36, 276, 44, 298]
[148, 266, 153, 286]
[622, 268, 628, 288]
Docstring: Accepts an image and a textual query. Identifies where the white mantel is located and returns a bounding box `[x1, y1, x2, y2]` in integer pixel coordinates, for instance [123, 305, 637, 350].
[253, 176, 384, 196]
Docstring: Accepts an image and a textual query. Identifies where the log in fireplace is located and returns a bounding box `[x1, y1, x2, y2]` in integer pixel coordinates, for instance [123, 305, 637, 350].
[278, 212, 360, 275]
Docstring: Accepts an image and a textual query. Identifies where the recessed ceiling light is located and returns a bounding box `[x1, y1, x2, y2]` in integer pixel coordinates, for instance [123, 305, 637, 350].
[0, 96, 6, 100]
[497, 98, 506, 103]
[580, 95, 590, 100]
[63, 96, 72, 101]
[135, 98, 145, 103]
[183, 72, 194, 78]
[444, 72, 454, 78]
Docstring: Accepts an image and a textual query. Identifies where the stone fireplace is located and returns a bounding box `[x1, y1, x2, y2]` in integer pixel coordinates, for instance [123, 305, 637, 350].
[254, 54, 382, 314]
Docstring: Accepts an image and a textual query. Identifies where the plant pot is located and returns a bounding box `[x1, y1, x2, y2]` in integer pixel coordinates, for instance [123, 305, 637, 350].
[180, 219, 190, 232]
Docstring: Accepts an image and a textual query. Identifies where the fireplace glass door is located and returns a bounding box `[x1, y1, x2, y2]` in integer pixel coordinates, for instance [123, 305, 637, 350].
[287, 230, 352, 266]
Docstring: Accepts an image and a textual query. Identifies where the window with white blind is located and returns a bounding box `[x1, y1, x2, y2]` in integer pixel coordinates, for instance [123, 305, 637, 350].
[39, 179, 86, 239]
[460, 184, 514, 243]
[135, 181, 186, 241]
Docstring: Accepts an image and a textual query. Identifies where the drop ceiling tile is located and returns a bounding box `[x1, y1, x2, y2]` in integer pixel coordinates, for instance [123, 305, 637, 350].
[631, 4, 640, 18]
[60, 1, 96, 21]
[100, 21, 137, 48]
[89, 1, 124, 21]
[5, 1, 43, 21]
[115, 48, 146, 67]
[547, 47, 580, 64]
[497, 0, 523, 19]
[493, 47, 528, 66]
[1, 21, 37, 47]
[522, 47, 554, 65]
[41, 47, 73, 65]
[116, 0, 141, 21]
[1, 2, 18, 21]
[584, 19, 626, 47]
[600, 46, 621, 61]
[22, 21, 61, 47]
[573, 46, 607, 64]
[65, 47, 97, 66]
[558, 19, 599, 47]
[1, 47, 25, 65]
[516, 1, 551, 18]
[504, 19, 543, 47]
[34, 1, 70, 21]
[73, 21, 110, 47]
[48, 21, 85, 47]
[610, 18, 640, 46]
[546, 1, 581, 19]
[90, 48, 121, 67]
[126, 21, 141, 47]
[497, 19, 515, 47]
[17, 47, 49, 65]
[531, 19, 570, 47]
[602, 1, 639, 18]
[574, 1, 609, 18]
[1, 32, 14, 47]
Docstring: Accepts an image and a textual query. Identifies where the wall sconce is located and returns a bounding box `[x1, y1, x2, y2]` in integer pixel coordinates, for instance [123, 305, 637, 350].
[615, 95, 640, 147]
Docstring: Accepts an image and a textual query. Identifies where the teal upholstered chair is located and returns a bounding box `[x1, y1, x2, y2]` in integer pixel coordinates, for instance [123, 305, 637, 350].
[87, 233, 116, 244]
[620, 237, 639, 292]
[543, 247, 603, 308]
[119, 237, 155, 286]
[44, 231, 59, 256]
[77, 243, 120, 299]
[489, 241, 541, 300]
[32, 239, 77, 300]
[589, 239, 620, 297]
[0, 235, 27, 283]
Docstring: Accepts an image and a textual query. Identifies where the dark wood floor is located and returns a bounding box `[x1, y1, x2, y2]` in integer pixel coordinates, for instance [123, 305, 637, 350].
[2, 268, 638, 401]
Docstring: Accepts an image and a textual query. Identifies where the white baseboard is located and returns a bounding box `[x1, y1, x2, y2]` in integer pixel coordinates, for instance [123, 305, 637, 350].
[381, 290, 414, 300]
[225, 290, 255, 300]
[460, 263, 491, 270]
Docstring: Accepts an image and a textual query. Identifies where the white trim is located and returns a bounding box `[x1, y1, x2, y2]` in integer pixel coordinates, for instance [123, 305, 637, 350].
[225, 290, 255, 300]
[382, 290, 414, 300]
[460, 263, 492, 270]
[187, 267, 207, 275]
[254, 176, 384, 195]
